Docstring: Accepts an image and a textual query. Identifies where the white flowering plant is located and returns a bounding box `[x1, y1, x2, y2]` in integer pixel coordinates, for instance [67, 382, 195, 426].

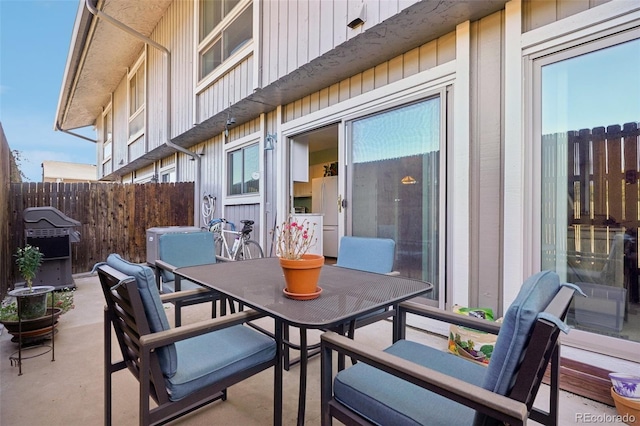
[275, 216, 317, 260]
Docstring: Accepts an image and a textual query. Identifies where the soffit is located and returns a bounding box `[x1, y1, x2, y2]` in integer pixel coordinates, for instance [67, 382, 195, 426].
[59, 0, 171, 130]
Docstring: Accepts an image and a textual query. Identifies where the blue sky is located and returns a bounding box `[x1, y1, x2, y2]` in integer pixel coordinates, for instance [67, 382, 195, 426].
[0, 0, 95, 182]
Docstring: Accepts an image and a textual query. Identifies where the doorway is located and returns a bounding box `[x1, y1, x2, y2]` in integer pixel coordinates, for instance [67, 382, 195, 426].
[290, 125, 340, 259]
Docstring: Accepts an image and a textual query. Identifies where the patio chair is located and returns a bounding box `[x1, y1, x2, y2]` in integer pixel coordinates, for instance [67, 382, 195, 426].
[96, 254, 280, 426]
[154, 231, 221, 326]
[284, 236, 396, 369]
[320, 270, 583, 426]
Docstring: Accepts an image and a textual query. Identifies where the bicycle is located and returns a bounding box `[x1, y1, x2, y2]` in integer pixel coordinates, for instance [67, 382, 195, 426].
[206, 218, 264, 261]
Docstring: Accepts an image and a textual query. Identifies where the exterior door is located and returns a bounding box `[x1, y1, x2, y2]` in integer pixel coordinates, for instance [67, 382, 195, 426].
[344, 95, 444, 302]
[537, 32, 640, 358]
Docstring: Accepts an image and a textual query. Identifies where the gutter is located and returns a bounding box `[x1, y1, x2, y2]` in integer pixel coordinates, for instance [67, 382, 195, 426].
[84, 0, 201, 226]
[55, 122, 97, 143]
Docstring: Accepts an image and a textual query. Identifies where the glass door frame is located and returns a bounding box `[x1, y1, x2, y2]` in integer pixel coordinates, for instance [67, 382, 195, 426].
[342, 92, 447, 307]
[528, 24, 640, 362]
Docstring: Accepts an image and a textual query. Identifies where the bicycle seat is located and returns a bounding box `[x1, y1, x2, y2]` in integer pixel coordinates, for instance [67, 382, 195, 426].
[240, 220, 254, 226]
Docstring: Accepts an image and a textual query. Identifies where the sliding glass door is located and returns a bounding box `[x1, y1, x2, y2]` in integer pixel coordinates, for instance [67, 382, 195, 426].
[539, 34, 640, 345]
[346, 96, 443, 301]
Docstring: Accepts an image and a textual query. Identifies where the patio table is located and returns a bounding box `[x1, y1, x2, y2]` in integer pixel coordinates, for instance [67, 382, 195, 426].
[175, 257, 433, 426]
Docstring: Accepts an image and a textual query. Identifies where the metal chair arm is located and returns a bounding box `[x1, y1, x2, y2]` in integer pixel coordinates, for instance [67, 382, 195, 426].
[398, 301, 502, 334]
[140, 309, 266, 349]
[321, 331, 527, 426]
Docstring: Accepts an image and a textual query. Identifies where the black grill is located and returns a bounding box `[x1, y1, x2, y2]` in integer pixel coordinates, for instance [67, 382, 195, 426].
[23, 207, 81, 290]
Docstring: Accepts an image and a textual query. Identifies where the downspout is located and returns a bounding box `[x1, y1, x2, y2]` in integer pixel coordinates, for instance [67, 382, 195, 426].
[85, 0, 201, 226]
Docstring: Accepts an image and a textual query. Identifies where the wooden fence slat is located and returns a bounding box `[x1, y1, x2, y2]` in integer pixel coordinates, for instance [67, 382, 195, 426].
[3, 182, 194, 298]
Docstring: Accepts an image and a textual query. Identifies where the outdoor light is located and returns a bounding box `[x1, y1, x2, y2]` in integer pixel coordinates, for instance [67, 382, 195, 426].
[225, 115, 236, 137]
[401, 175, 417, 185]
[347, 3, 366, 29]
[265, 134, 276, 151]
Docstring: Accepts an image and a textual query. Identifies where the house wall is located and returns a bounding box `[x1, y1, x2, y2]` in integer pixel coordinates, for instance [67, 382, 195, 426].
[282, 32, 456, 123]
[260, 0, 421, 86]
[523, 0, 612, 32]
[92, 0, 619, 313]
[469, 11, 504, 311]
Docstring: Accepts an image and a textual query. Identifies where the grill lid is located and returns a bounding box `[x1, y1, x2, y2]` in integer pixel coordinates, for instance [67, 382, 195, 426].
[23, 207, 81, 229]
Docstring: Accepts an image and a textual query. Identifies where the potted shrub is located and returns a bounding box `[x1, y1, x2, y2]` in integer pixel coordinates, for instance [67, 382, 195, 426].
[6, 244, 54, 320]
[0, 288, 74, 338]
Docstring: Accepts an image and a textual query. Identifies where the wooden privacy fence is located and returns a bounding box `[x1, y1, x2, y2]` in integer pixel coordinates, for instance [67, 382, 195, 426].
[4, 182, 194, 298]
[542, 122, 640, 282]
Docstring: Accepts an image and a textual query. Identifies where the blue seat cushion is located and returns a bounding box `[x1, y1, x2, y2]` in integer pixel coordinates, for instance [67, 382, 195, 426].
[334, 340, 486, 425]
[481, 270, 560, 396]
[158, 232, 217, 283]
[106, 254, 178, 378]
[336, 237, 395, 274]
[167, 325, 276, 401]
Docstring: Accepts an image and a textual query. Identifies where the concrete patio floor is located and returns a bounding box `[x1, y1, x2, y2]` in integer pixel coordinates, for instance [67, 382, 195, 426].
[0, 273, 625, 425]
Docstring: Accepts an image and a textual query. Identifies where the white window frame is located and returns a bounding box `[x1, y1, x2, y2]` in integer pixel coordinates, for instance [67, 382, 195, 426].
[159, 165, 176, 183]
[128, 53, 146, 144]
[195, 0, 253, 91]
[223, 131, 262, 206]
[102, 103, 113, 163]
[505, 0, 640, 362]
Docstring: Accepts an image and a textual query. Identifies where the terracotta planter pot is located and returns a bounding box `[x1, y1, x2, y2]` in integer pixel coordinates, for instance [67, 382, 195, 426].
[279, 254, 324, 299]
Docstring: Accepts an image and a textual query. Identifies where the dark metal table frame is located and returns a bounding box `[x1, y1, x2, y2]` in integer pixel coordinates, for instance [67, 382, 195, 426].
[176, 257, 432, 426]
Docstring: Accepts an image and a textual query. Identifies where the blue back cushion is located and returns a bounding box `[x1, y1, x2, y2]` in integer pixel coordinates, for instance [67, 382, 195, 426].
[106, 254, 178, 378]
[336, 237, 395, 274]
[158, 232, 216, 282]
[481, 270, 560, 395]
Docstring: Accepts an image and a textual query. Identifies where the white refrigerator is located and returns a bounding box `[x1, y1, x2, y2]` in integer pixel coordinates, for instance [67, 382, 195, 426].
[312, 176, 339, 257]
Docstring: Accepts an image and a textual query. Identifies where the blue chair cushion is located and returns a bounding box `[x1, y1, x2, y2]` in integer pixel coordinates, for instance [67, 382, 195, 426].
[158, 232, 217, 283]
[334, 340, 486, 425]
[481, 270, 560, 395]
[167, 324, 276, 401]
[106, 254, 178, 378]
[336, 237, 395, 274]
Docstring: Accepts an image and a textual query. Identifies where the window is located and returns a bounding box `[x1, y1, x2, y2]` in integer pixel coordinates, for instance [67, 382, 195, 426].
[227, 143, 259, 195]
[199, 0, 252, 80]
[128, 56, 145, 140]
[538, 35, 640, 343]
[102, 107, 112, 160]
[348, 96, 443, 300]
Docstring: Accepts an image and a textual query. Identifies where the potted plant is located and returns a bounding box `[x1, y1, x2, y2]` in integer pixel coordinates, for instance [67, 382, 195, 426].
[6, 244, 54, 320]
[275, 216, 323, 299]
[0, 288, 74, 334]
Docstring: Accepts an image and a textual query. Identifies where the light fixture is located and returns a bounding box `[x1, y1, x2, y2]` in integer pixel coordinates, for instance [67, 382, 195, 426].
[225, 109, 236, 137]
[401, 175, 417, 185]
[347, 2, 366, 29]
[265, 134, 276, 151]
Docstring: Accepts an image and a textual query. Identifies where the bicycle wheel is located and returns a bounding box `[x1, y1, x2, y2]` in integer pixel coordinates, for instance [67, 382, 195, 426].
[235, 240, 264, 260]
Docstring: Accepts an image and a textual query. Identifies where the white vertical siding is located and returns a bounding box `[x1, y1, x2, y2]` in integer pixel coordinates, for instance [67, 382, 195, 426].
[261, 0, 422, 87]
[148, 0, 195, 143]
[112, 78, 129, 167]
[282, 30, 456, 122]
[196, 56, 254, 123]
[523, 0, 612, 32]
[469, 11, 504, 312]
